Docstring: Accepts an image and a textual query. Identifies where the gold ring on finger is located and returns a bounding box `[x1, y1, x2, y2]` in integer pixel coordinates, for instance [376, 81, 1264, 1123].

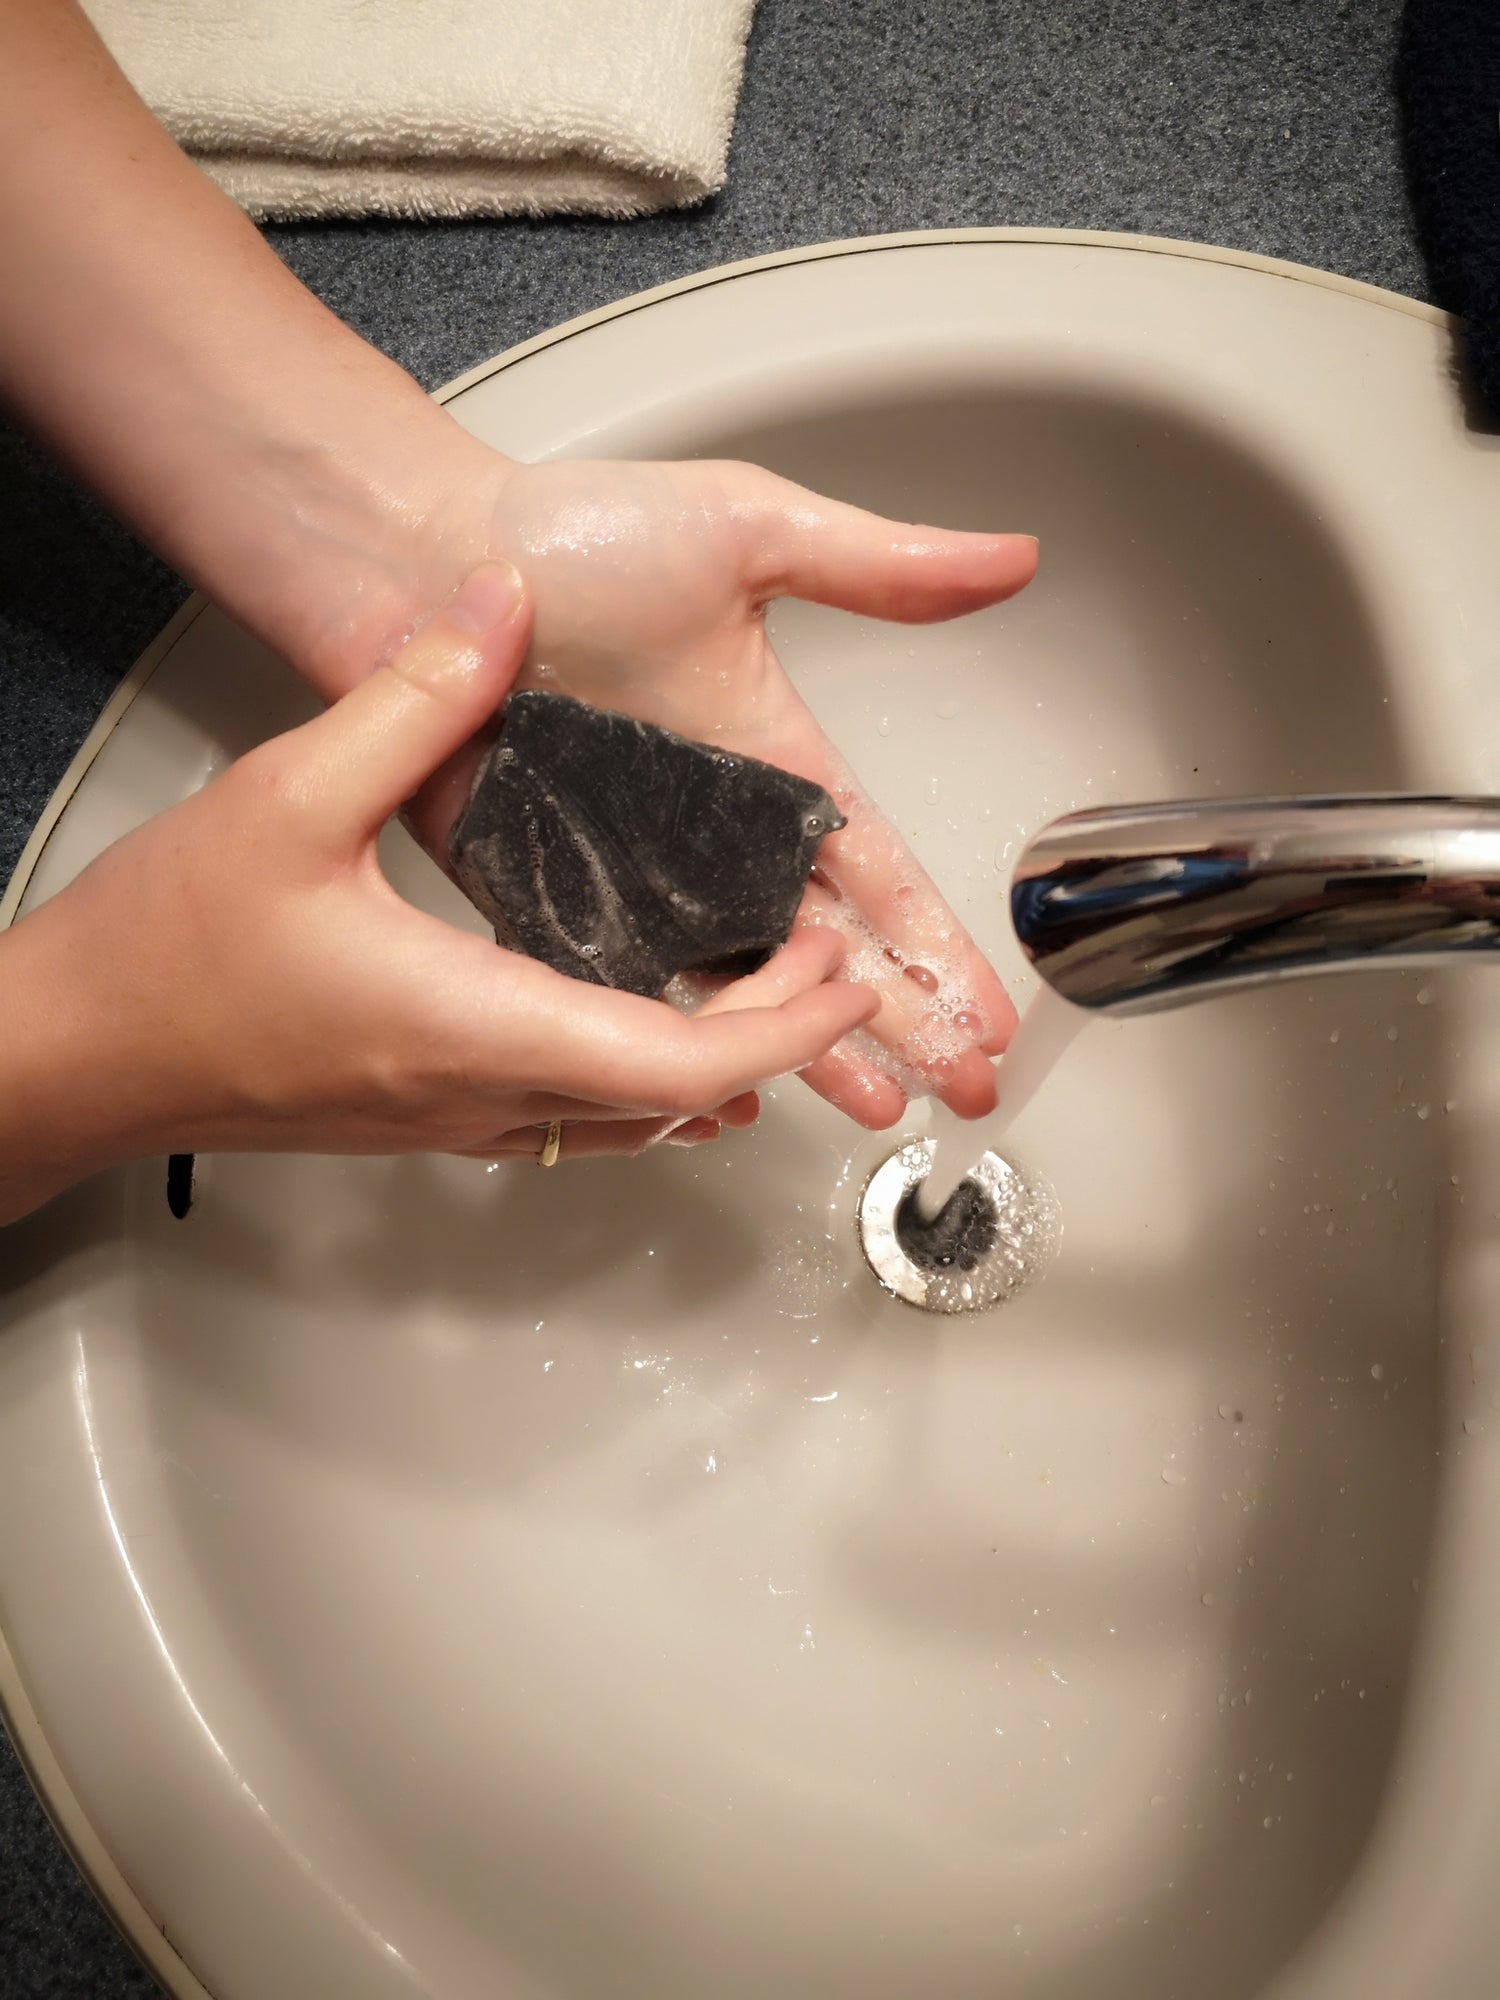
[537, 1119, 563, 1168]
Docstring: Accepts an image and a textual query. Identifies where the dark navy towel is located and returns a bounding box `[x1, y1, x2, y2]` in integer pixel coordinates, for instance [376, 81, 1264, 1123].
[1399, 0, 1500, 420]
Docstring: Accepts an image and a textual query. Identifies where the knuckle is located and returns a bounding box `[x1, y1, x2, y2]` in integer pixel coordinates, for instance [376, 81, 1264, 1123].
[654, 1065, 709, 1120]
[383, 639, 478, 715]
[360, 1039, 478, 1125]
[225, 741, 317, 825]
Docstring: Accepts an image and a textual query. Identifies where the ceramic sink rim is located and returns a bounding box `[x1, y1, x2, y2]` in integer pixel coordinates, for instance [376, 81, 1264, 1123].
[0, 227, 1468, 2000]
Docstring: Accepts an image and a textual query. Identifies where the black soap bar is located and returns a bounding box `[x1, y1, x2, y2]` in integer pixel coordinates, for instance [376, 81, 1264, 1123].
[448, 691, 846, 998]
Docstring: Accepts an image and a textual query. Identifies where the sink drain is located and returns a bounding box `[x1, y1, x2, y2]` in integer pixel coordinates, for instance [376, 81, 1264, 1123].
[858, 1140, 1059, 1314]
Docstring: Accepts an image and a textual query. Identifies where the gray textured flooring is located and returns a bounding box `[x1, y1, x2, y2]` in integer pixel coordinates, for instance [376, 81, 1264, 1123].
[0, 0, 1422, 1993]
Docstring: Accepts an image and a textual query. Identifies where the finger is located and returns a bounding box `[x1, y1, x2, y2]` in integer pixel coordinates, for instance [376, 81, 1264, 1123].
[501, 1088, 759, 1127]
[681, 884, 993, 1119]
[774, 843, 1003, 1124]
[800, 901, 1003, 1119]
[791, 989, 998, 1123]
[453, 1115, 723, 1163]
[797, 1040, 908, 1130]
[483, 955, 881, 1118]
[407, 916, 877, 1120]
[292, 562, 530, 846]
[735, 468, 1038, 623]
[629, 982, 880, 1114]
[700, 668, 1018, 1090]
[798, 1035, 996, 1125]
[716, 1090, 760, 1128]
[732, 887, 915, 1124]
[809, 793, 1017, 1060]
[690, 925, 847, 1018]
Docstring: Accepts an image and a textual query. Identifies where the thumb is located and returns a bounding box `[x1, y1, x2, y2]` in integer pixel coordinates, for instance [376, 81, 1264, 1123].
[294, 562, 530, 845]
[738, 467, 1038, 623]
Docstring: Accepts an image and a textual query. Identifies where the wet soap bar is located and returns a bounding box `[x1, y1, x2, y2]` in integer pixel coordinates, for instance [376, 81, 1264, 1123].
[448, 690, 846, 998]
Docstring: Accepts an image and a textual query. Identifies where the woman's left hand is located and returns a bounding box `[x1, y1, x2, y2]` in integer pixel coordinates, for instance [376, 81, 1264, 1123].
[383, 452, 1038, 1130]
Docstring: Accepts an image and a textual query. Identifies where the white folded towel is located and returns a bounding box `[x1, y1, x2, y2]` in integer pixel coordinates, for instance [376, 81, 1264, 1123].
[82, 0, 757, 222]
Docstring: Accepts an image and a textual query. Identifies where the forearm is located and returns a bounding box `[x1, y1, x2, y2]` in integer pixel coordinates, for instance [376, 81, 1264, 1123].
[0, 0, 506, 696]
[0, 895, 152, 1226]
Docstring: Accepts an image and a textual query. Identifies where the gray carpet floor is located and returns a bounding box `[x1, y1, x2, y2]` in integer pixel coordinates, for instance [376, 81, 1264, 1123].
[0, 0, 1426, 1992]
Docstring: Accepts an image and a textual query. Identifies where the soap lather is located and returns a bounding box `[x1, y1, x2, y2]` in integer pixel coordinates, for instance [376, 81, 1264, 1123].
[448, 690, 846, 998]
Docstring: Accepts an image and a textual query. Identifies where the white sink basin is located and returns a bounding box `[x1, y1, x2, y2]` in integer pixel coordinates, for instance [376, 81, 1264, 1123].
[4, 232, 1500, 2000]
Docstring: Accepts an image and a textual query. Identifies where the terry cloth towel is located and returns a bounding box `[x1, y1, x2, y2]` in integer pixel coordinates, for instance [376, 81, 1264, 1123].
[80, 0, 757, 222]
[1398, 0, 1500, 421]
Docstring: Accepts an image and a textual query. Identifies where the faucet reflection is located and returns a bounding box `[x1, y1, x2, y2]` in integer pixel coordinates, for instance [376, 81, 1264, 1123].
[1012, 796, 1500, 1016]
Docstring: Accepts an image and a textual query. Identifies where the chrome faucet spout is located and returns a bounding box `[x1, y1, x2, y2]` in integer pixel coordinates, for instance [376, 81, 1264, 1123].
[1010, 795, 1500, 1016]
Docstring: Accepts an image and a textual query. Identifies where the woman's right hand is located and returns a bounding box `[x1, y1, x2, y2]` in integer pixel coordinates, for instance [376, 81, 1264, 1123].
[0, 563, 877, 1227]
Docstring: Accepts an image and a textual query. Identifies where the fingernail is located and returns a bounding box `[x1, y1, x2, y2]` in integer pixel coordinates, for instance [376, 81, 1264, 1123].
[448, 561, 523, 633]
[668, 1117, 721, 1146]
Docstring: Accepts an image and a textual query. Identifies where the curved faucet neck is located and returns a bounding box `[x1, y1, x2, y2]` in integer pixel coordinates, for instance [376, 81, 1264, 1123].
[1011, 795, 1500, 1015]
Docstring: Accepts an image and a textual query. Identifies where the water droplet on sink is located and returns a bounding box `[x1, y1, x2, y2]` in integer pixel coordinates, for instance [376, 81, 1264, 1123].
[937, 700, 958, 720]
[1371, 1363, 1385, 1381]
[771, 1228, 843, 1319]
[876, 715, 892, 736]
[1161, 1465, 1187, 1487]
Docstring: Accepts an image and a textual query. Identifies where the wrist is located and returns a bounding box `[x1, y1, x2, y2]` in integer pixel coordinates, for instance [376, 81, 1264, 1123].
[193, 388, 516, 701]
[0, 897, 158, 1226]
[159, 352, 524, 704]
